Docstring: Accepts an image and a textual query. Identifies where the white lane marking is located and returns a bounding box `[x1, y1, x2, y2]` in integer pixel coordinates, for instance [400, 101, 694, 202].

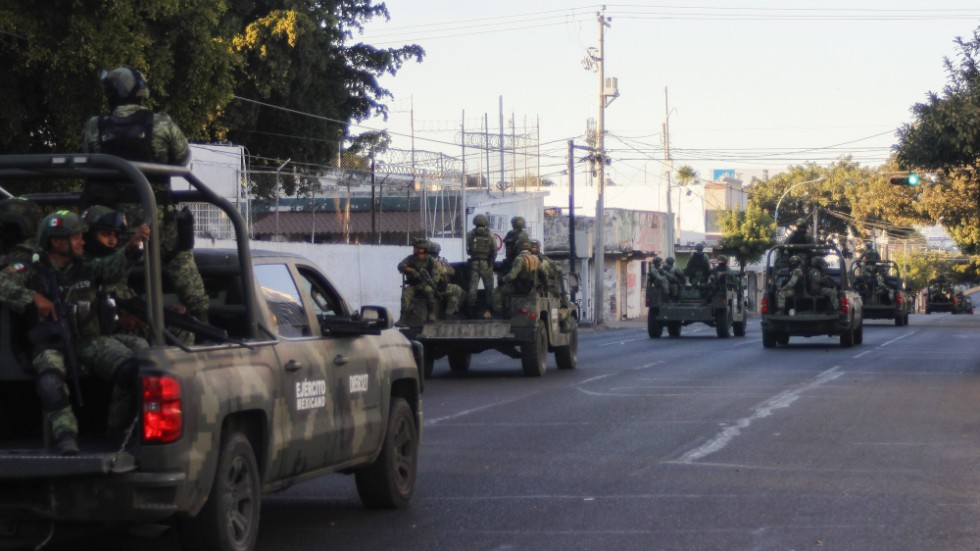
[598, 337, 650, 347]
[672, 366, 843, 464]
[735, 339, 762, 346]
[878, 330, 917, 348]
[852, 350, 873, 359]
[425, 394, 535, 426]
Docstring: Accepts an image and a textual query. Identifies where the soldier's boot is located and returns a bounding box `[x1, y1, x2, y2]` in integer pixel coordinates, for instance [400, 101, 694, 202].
[426, 301, 439, 322]
[37, 370, 78, 455]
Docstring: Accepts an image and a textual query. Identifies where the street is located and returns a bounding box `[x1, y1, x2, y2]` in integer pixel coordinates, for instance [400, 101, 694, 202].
[95, 312, 980, 550]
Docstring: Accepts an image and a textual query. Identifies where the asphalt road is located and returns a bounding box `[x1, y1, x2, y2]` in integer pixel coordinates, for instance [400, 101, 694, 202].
[89, 312, 980, 550]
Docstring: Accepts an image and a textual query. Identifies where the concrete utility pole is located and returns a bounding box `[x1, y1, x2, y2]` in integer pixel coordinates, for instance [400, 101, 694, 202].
[663, 89, 673, 257]
[593, 8, 613, 326]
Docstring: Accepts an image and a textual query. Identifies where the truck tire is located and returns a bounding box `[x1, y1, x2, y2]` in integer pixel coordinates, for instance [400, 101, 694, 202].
[555, 327, 578, 370]
[840, 325, 855, 347]
[448, 351, 471, 372]
[762, 329, 776, 348]
[667, 321, 682, 338]
[178, 431, 261, 551]
[422, 349, 435, 379]
[647, 308, 663, 338]
[521, 320, 548, 377]
[777, 334, 790, 345]
[854, 323, 864, 344]
[715, 308, 732, 338]
[732, 319, 746, 337]
[356, 397, 419, 509]
[894, 315, 903, 326]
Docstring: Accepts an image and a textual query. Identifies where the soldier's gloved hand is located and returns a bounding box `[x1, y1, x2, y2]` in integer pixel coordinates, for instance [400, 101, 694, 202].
[33, 293, 55, 320]
[126, 223, 151, 254]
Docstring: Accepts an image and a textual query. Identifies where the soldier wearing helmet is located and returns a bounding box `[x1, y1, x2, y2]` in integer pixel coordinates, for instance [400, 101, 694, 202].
[502, 216, 529, 271]
[777, 254, 805, 313]
[493, 240, 540, 313]
[0, 211, 150, 454]
[807, 256, 839, 312]
[427, 241, 464, 318]
[663, 257, 686, 299]
[685, 242, 711, 286]
[466, 214, 497, 316]
[647, 257, 669, 303]
[709, 254, 739, 296]
[397, 241, 440, 323]
[0, 197, 42, 269]
[81, 66, 208, 325]
[785, 217, 810, 245]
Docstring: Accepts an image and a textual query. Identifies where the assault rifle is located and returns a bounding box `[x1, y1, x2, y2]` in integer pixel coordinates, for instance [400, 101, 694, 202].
[28, 270, 84, 405]
[116, 296, 247, 347]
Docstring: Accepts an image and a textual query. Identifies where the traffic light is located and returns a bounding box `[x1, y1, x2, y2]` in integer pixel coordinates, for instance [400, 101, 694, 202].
[889, 172, 920, 186]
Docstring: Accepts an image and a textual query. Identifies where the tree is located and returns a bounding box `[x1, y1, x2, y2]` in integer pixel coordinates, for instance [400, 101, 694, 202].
[895, 26, 980, 253]
[717, 204, 776, 275]
[675, 165, 699, 188]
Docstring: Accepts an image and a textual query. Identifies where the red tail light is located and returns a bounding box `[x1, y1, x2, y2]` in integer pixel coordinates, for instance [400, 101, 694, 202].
[839, 296, 849, 314]
[760, 295, 769, 314]
[517, 307, 537, 320]
[896, 293, 903, 305]
[143, 375, 183, 443]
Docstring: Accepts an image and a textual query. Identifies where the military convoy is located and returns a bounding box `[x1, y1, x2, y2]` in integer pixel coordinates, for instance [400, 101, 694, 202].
[0, 155, 424, 551]
[760, 243, 864, 348]
[849, 259, 910, 326]
[925, 277, 956, 314]
[645, 261, 747, 339]
[399, 263, 579, 377]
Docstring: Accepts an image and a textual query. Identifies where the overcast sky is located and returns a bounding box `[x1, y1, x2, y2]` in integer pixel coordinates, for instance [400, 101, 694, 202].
[357, 1, 979, 188]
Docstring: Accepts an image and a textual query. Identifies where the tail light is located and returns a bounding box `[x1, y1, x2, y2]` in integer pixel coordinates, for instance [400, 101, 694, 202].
[839, 296, 849, 314]
[143, 375, 183, 443]
[896, 293, 903, 305]
[517, 307, 537, 320]
[760, 295, 769, 314]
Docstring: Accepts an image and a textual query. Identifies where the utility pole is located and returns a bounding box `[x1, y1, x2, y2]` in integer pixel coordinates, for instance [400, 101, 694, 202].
[663, 88, 673, 257]
[592, 8, 614, 326]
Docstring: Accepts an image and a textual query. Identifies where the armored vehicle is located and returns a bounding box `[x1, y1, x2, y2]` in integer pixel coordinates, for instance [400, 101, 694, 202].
[760, 243, 864, 348]
[645, 261, 747, 339]
[0, 155, 423, 551]
[399, 263, 579, 378]
[849, 259, 910, 326]
[925, 277, 955, 314]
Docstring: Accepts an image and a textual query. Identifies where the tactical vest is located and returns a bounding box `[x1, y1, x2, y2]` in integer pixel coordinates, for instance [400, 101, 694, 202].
[98, 109, 155, 162]
[521, 254, 540, 278]
[469, 229, 495, 260]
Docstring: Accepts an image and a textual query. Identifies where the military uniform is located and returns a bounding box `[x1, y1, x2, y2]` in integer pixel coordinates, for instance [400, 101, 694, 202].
[81, 67, 208, 323]
[685, 244, 711, 285]
[708, 257, 739, 295]
[0, 213, 145, 454]
[663, 258, 686, 299]
[647, 259, 668, 303]
[398, 247, 439, 322]
[493, 245, 540, 313]
[777, 256, 804, 312]
[427, 243, 463, 317]
[466, 217, 497, 314]
[807, 257, 839, 312]
[502, 216, 529, 271]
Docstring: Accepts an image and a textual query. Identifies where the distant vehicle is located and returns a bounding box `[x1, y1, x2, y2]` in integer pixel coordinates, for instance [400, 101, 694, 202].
[925, 277, 955, 314]
[849, 259, 910, 326]
[645, 261, 747, 339]
[0, 155, 424, 551]
[760, 243, 864, 348]
[953, 293, 975, 315]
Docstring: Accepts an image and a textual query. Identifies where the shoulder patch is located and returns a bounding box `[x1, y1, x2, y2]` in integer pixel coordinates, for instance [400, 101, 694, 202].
[9, 262, 26, 273]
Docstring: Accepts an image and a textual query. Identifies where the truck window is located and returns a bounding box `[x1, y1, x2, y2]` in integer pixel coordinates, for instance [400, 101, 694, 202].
[297, 267, 343, 318]
[254, 264, 310, 338]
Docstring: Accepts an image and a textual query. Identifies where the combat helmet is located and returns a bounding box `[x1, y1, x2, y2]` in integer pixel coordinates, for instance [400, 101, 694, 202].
[473, 214, 489, 227]
[102, 66, 149, 108]
[82, 205, 127, 232]
[529, 239, 541, 252]
[0, 197, 42, 244]
[427, 241, 442, 256]
[665, 257, 675, 266]
[789, 255, 802, 266]
[510, 216, 525, 230]
[811, 256, 826, 268]
[652, 257, 663, 267]
[695, 243, 704, 252]
[37, 211, 87, 250]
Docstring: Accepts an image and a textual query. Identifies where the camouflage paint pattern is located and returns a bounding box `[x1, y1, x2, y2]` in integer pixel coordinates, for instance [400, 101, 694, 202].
[81, 105, 190, 167]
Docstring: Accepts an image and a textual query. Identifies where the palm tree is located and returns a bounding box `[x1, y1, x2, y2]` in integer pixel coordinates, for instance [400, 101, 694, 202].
[673, 166, 699, 243]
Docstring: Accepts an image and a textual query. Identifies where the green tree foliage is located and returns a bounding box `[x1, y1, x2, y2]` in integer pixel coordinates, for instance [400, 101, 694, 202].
[675, 165, 699, 188]
[717, 204, 776, 275]
[895, 27, 980, 253]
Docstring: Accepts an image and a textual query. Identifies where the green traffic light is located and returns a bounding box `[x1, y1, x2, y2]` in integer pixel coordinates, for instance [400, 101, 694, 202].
[907, 172, 920, 186]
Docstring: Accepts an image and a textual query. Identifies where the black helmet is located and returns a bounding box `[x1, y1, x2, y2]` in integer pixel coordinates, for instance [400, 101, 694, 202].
[811, 256, 826, 268]
[665, 257, 675, 265]
[427, 242, 442, 256]
[81, 205, 127, 231]
[473, 214, 489, 227]
[37, 211, 87, 250]
[102, 66, 149, 108]
[695, 243, 704, 252]
[789, 255, 802, 265]
[652, 257, 663, 266]
[511, 216, 525, 229]
[0, 197, 42, 244]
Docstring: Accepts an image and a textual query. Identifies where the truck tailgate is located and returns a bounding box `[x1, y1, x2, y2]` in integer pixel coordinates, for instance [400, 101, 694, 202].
[420, 320, 514, 339]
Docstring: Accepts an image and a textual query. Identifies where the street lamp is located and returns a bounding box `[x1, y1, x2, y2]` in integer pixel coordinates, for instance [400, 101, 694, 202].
[773, 176, 826, 227]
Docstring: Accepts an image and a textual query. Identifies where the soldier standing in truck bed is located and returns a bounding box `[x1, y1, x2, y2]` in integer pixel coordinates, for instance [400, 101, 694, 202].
[502, 216, 529, 271]
[427, 242, 463, 318]
[466, 214, 497, 317]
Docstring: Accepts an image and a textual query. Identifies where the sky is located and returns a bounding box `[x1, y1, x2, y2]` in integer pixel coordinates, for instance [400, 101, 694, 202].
[356, 2, 979, 204]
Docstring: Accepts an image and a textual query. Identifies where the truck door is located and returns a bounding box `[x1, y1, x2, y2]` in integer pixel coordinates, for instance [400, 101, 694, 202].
[254, 263, 340, 478]
[295, 265, 385, 461]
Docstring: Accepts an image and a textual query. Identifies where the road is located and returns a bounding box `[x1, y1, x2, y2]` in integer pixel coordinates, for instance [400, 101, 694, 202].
[99, 312, 980, 550]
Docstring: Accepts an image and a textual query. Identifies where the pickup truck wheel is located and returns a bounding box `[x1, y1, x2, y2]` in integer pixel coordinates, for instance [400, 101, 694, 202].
[647, 308, 663, 338]
[448, 351, 471, 372]
[777, 334, 790, 345]
[178, 432, 260, 551]
[732, 319, 746, 337]
[855, 323, 864, 344]
[840, 325, 855, 347]
[904, 313, 910, 325]
[762, 329, 776, 348]
[894, 315, 903, 326]
[355, 397, 418, 509]
[667, 322, 682, 338]
[555, 327, 578, 370]
[422, 346, 435, 378]
[521, 320, 548, 377]
[715, 308, 732, 338]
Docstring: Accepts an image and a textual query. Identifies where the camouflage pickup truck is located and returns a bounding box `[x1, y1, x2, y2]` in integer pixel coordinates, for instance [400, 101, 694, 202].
[849, 259, 910, 326]
[0, 155, 423, 551]
[645, 261, 747, 339]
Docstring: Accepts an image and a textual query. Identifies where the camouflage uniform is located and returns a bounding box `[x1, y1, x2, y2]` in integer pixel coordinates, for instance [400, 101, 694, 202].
[0, 197, 42, 269]
[708, 256, 740, 295]
[785, 218, 810, 245]
[534, 242, 565, 304]
[663, 257, 686, 299]
[647, 258, 668, 303]
[427, 242, 463, 317]
[807, 257, 839, 312]
[81, 67, 208, 323]
[466, 215, 497, 314]
[493, 243, 540, 313]
[685, 243, 711, 285]
[398, 245, 439, 322]
[0, 212, 145, 454]
[502, 216, 529, 271]
[777, 255, 804, 312]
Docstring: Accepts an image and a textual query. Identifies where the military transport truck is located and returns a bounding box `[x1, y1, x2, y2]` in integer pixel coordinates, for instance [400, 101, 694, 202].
[399, 264, 579, 378]
[0, 155, 423, 551]
[760, 243, 864, 348]
[645, 262, 747, 339]
[925, 277, 955, 314]
[849, 259, 910, 326]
